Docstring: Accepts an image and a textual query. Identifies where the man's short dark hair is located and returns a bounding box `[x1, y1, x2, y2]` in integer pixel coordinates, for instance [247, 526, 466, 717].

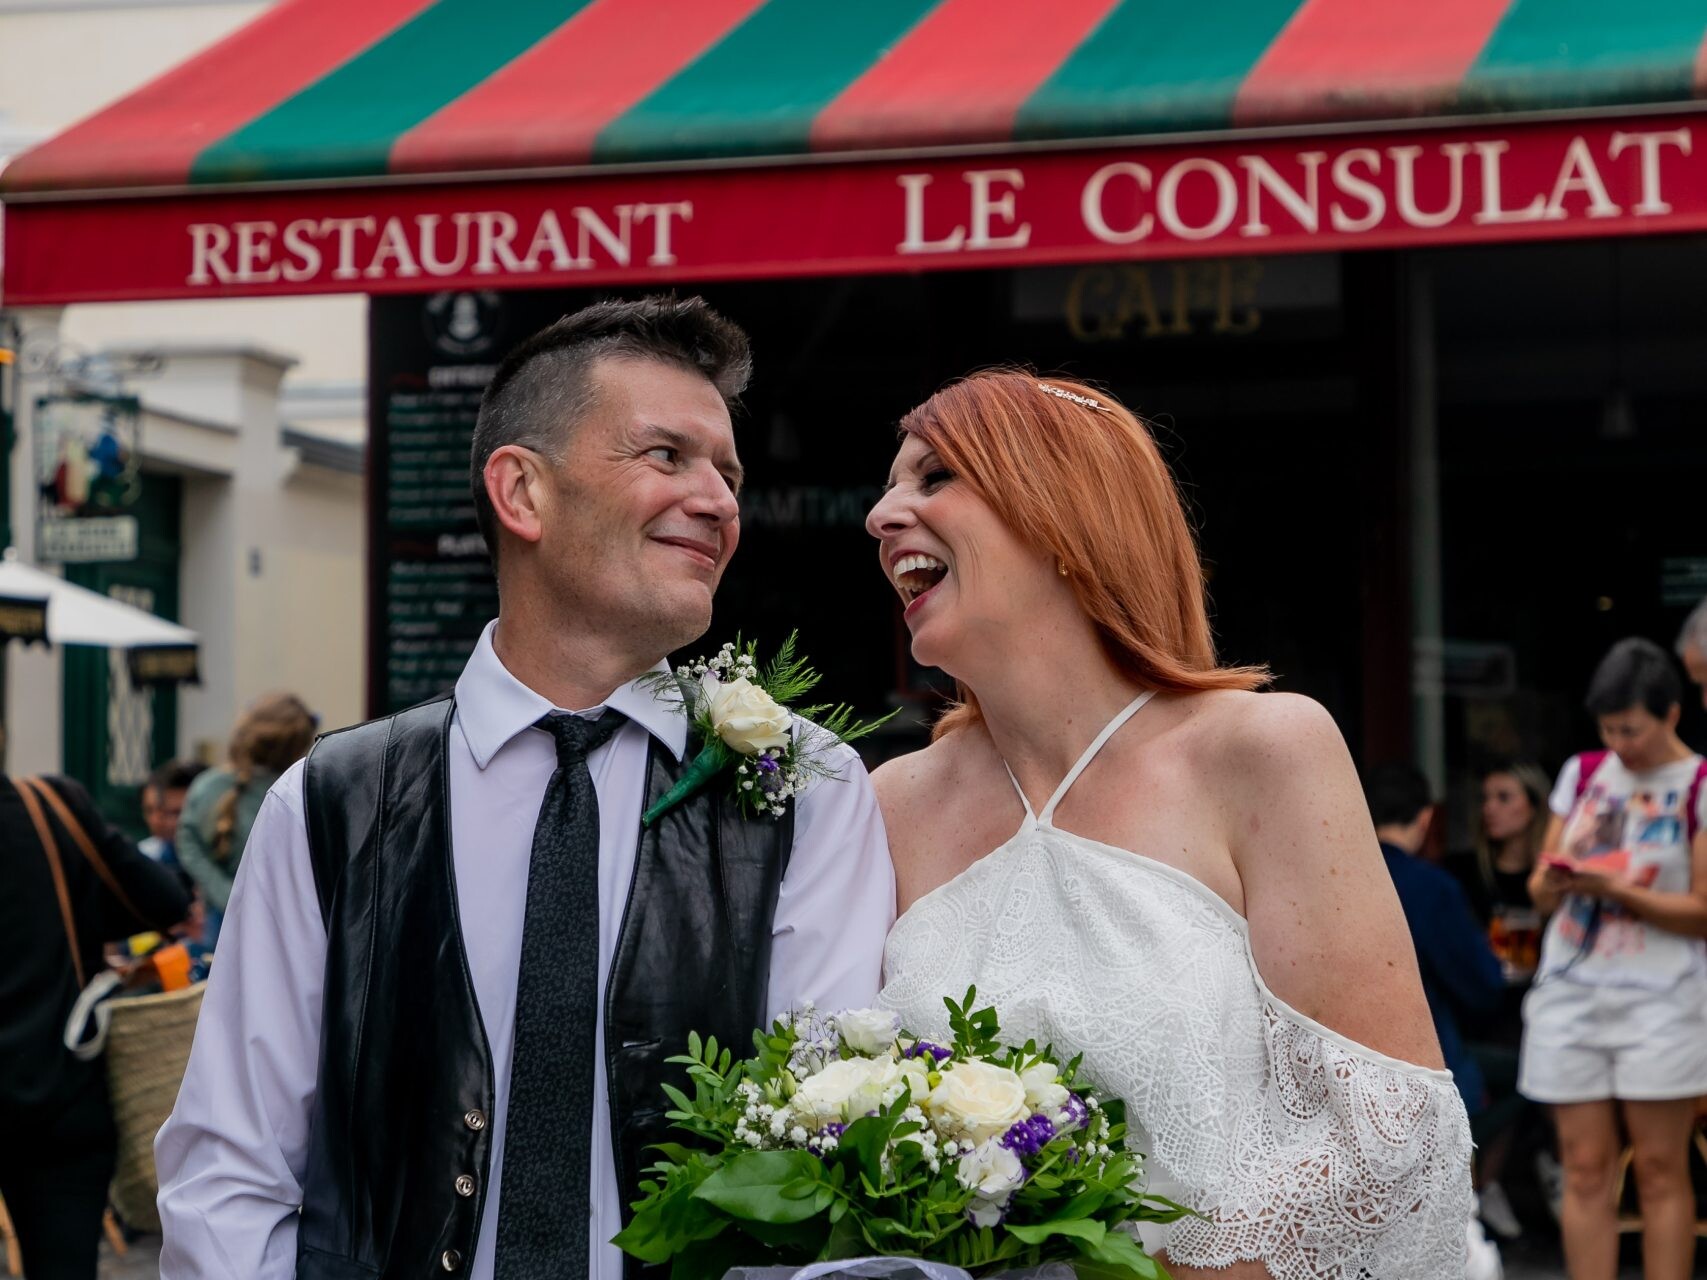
[1585, 636, 1682, 719]
[145, 759, 206, 798]
[1364, 762, 1434, 829]
[469, 295, 753, 565]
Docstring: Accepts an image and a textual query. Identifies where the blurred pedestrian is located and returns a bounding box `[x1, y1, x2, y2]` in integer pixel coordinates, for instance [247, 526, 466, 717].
[0, 732, 190, 1279]
[1521, 636, 1707, 1280]
[138, 759, 207, 866]
[1367, 763, 1506, 1117]
[1678, 597, 1707, 711]
[1452, 761, 1555, 1239]
[176, 694, 317, 949]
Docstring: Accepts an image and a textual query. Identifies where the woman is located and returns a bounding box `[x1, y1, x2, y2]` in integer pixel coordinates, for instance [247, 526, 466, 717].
[1522, 637, 1707, 1280]
[177, 692, 317, 948]
[1458, 762, 1552, 932]
[866, 372, 1472, 1280]
[1450, 762, 1551, 1239]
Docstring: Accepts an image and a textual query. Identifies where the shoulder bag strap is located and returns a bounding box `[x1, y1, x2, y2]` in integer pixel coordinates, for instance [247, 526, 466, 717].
[16, 776, 88, 990]
[28, 777, 146, 922]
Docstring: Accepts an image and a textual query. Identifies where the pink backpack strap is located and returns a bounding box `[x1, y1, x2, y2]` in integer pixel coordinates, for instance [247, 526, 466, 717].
[1573, 750, 1610, 803]
[1688, 759, 1707, 844]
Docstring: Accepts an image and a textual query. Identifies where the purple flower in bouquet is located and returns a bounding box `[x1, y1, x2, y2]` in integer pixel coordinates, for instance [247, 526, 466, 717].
[998, 1112, 1057, 1159]
[903, 1040, 952, 1063]
[1055, 1091, 1090, 1132]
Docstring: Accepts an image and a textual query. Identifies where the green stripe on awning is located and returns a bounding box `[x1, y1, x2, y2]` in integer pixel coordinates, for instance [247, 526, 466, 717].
[593, 0, 941, 163]
[1015, 0, 1308, 140]
[190, 0, 592, 184]
[1461, 0, 1707, 111]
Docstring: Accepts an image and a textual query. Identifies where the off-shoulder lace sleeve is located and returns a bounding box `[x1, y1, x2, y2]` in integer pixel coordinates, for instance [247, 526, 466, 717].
[1161, 997, 1474, 1280]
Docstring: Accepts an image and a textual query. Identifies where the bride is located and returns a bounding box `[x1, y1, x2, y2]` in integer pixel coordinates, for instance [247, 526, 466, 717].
[866, 371, 1472, 1280]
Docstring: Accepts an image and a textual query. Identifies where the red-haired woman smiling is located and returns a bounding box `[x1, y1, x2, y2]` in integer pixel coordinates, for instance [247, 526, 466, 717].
[869, 371, 1473, 1280]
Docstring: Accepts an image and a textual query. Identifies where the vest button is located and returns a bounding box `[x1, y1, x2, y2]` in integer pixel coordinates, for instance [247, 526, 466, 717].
[463, 1109, 487, 1131]
[454, 1173, 476, 1197]
[441, 1249, 462, 1271]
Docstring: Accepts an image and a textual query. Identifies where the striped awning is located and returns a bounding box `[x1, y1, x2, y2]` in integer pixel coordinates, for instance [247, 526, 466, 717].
[5, 0, 1707, 195]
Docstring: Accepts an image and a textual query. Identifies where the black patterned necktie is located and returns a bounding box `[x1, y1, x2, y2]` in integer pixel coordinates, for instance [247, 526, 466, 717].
[494, 709, 627, 1280]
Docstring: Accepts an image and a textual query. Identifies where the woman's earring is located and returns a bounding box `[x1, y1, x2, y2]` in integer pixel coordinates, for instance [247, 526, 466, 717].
[1058, 560, 1070, 577]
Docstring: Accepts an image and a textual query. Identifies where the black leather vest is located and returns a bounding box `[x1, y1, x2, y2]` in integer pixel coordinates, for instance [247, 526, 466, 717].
[295, 695, 793, 1279]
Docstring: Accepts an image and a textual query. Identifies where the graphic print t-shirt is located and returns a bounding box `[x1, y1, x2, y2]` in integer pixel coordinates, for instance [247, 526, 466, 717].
[1535, 752, 1707, 990]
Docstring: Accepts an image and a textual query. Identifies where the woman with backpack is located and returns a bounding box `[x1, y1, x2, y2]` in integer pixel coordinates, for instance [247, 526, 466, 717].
[175, 693, 317, 950]
[1522, 636, 1707, 1280]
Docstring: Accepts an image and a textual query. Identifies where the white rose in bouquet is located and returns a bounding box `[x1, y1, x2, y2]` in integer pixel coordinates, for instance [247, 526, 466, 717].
[956, 1137, 1026, 1227]
[791, 1056, 900, 1128]
[927, 1059, 1029, 1144]
[706, 677, 792, 754]
[895, 1055, 932, 1104]
[836, 1008, 900, 1056]
[1020, 1061, 1071, 1111]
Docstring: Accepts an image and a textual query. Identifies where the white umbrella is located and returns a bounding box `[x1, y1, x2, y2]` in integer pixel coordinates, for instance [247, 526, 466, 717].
[0, 554, 194, 647]
[0, 550, 199, 681]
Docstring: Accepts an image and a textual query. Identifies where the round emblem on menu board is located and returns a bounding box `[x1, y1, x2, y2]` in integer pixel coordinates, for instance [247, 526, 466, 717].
[425, 291, 505, 358]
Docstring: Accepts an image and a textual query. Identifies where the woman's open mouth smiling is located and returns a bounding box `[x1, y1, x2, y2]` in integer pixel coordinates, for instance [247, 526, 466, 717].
[892, 552, 948, 615]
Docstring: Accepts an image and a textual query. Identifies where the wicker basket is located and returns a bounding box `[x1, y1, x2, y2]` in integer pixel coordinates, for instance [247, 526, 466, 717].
[102, 981, 205, 1232]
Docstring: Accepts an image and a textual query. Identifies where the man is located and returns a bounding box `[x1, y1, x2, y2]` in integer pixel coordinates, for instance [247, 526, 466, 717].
[1, 736, 190, 1279]
[1365, 764, 1504, 1118]
[155, 297, 895, 1280]
[1678, 596, 1707, 711]
[138, 759, 206, 865]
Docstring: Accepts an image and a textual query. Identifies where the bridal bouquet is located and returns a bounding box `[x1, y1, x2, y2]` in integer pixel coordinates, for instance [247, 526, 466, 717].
[614, 989, 1188, 1280]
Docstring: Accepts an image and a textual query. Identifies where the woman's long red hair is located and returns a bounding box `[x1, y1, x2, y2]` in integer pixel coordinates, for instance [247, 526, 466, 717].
[900, 370, 1267, 739]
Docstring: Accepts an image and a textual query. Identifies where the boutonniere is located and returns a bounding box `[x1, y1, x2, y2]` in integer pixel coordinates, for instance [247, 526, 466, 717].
[640, 634, 894, 825]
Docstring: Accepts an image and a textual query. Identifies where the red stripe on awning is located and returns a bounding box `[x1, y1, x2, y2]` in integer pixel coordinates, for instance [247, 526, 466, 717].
[389, 0, 768, 175]
[0, 0, 435, 193]
[809, 0, 1123, 152]
[1232, 0, 1515, 127]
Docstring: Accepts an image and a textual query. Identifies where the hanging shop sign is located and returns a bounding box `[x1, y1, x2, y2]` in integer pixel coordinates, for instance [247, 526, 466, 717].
[34, 393, 144, 562]
[4, 113, 1705, 305]
[0, 593, 50, 645]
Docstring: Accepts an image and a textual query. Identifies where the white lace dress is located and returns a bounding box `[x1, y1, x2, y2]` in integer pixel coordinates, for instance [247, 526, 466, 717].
[879, 694, 1474, 1280]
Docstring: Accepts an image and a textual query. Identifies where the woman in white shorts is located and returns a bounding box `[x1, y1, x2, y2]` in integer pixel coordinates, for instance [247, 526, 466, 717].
[1522, 637, 1707, 1280]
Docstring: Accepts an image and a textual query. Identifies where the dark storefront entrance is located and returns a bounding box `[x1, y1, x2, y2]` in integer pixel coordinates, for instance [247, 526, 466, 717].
[369, 252, 1404, 760]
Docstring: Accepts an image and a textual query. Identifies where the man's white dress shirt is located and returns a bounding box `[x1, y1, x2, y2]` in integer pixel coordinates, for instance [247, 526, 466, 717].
[156, 622, 895, 1280]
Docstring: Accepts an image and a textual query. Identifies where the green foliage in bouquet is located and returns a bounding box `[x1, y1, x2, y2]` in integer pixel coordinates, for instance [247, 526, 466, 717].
[614, 990, 1191, 1280]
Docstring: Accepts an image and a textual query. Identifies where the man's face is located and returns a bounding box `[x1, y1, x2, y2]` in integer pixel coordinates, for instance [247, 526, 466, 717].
[1683, 643, 1707, 711]
[143, 785, 186, 842]
[533, 356, 742, 656]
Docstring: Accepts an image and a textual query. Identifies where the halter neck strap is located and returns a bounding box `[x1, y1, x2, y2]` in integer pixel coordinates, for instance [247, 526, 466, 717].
[1002, 691, 1157, 825]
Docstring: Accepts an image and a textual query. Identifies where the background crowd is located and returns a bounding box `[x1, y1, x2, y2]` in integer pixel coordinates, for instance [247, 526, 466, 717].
[5, 601, 1707, 1280]
[1372, 601, 1707, 1280]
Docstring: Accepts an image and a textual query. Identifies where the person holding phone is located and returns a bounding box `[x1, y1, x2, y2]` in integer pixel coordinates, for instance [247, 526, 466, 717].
[1521, 637, 1707, 1280]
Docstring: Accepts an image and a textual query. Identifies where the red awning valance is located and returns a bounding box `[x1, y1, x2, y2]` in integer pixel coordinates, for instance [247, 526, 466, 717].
[5, 0, 1707, 303]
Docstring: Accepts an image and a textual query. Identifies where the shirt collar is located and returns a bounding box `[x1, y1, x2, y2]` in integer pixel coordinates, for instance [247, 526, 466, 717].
[454, 620, 688, 769]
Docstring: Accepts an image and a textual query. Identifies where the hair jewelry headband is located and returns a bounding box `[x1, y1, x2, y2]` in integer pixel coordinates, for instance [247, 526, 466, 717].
[1036, 382, 1110, 412]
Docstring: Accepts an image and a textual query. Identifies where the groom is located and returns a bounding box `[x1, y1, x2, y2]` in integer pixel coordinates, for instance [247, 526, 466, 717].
[155, 296, 895, 1280]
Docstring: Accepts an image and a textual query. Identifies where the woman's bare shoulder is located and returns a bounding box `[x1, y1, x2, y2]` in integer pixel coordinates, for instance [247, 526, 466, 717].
[872, 729, 985, 819]
[1167, 689, 1348, 788]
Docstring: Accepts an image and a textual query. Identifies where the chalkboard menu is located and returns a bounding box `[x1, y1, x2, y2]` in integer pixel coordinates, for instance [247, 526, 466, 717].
[368, 291, 562, 715]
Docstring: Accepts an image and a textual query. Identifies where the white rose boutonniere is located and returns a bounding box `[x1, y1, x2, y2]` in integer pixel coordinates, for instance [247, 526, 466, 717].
[707, 677, 792, 754]
[640, 634, 894, 825]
